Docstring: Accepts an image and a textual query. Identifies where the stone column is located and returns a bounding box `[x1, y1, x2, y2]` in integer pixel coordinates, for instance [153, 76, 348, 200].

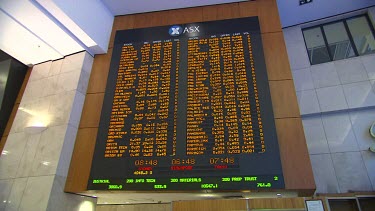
[0, 52, 96, 211]
[369, 6, 375, 27]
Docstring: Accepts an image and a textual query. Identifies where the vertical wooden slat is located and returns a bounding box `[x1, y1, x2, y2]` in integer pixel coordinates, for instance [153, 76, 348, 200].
[79, 93, 105, 129]
[167, 7, 203, 24]
[269, 80, 300, 119]
[0, 136, 7, 156]
[65, 128, 98, 192]
[275, 118, 316, 192]
[173, 199, 247, 211]
[86, 49, 113, 94]
[248, 198, 306, 209]
[257, 0, 282, 33]
[109, 15, 136, 49]
[261, 32, 293, 80]
[202, 3, 241, 21]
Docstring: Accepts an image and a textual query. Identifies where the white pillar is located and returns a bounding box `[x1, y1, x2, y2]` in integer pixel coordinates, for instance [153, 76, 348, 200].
[0, 51, 96, 211]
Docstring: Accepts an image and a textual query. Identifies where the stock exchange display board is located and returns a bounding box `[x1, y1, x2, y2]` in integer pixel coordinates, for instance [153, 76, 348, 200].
[88, 17, 285, 191]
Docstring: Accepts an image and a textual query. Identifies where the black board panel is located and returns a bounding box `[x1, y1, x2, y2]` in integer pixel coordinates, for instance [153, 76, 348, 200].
[89, 17, 284, 191]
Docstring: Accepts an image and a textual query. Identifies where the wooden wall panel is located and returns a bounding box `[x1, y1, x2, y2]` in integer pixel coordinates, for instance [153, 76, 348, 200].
[168, 7, 203, 24]
[257, 0, 282, 33]
[2, 103, 19, 136]
[248, 198, 305, 209]
[109, 15, 136, 49]
[0, 136, 7, 156]
[202, 3, 241, 21]
[87, 49, 112, 94]
[133, 11, 172, 29]
[239, 0, 281, 33]
[97, 204, 171, 211]
[66, 0, 315, 195]
[239, 1, 258, 18]
[79, 93, 105, 128]
[269, 80, 300, 118]
[262, 32, 293, 80]
[173, 199, 247, 211]
[275, 118, 315, 193]
[15, 67, 31, 104]
[65, 128, 98, 192]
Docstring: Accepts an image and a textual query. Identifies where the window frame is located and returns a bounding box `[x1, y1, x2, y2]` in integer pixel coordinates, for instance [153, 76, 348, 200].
[302, 14, 375, 65]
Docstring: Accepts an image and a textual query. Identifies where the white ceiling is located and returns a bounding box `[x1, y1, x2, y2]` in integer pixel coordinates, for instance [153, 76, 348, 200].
[100, 0, 247, 16]
[0, 0, 247, 66]
[0, 0, 113, 65]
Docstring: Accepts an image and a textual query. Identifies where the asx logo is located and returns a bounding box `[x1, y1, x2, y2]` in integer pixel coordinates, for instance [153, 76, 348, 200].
[169, 25, 200, 36]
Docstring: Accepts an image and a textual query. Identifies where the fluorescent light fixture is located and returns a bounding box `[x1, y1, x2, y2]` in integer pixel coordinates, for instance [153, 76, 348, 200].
[24, 126, 47, 134]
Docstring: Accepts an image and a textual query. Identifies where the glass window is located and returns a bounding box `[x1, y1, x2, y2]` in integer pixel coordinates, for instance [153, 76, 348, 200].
[347, 16, 375, 55]
[302, 15, 375, 65]
[303, 27, 331, 65]
[323, 22, 356, 60]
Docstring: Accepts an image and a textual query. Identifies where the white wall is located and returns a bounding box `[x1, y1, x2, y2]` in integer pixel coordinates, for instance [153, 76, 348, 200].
[277, 0, 375, 27]
[284, 7, 375, 193]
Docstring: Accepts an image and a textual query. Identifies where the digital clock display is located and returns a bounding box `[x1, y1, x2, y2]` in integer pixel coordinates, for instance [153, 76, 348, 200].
[88, 17, 285, 191]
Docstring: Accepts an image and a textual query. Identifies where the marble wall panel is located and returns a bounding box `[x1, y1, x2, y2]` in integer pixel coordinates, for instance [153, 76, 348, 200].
[47, 175, 96, 211]
[349, 109, 375, 150]
[310, 154, 340, 193]
[302, 116, 330, 154]
[292, 68, 314, 91]
[296, 89, 321, 115]
[28, 61, 52, 82]
[18, 175, 54, 211]
[310, 62, 340, 89]
[285, 8, 375, 194]
[0, 51, 94, 210]
[48, 91, 76, 127]
[29, 125, 68, 177]
[335, 57, 369, 84]
[15, 133, 42, 177]
[321, 112, 359, 153]
[61, 52, 86, 73]
[361, 151, 375, 191]
[4, 178, 27, 211]
[56, 125, 78, 177]
[316, 85, 348, 112]
[331, 152, 372, 192]
[342, 81, 375, 109]
[0, 179, 13, 210]
[0, 132, 27, 179]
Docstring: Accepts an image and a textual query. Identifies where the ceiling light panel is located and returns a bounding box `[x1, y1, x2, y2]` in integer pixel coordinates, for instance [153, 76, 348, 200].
[101, 0, 247, 16]
[0, 0, 83, 58]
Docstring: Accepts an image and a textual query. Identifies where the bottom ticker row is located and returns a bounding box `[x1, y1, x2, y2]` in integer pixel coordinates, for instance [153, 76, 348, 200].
[88, 175, 284, 190]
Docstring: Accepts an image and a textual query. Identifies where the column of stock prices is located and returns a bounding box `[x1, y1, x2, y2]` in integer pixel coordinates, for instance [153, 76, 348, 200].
[89, 17, 285, 191]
